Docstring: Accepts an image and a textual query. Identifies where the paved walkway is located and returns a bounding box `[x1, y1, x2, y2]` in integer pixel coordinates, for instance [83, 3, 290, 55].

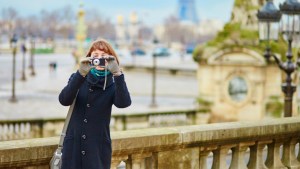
[0, 53, 199, 120]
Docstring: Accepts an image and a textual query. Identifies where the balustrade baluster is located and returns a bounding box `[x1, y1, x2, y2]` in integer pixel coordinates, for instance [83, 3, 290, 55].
[0, 125, 2, 140]
[265, 139, 286, 169]
[297, 139, 300, 162]
[212, 144, 235, 169]
[125, 153, 152, 169]
[3, 124, 8, 140]
[199, 146, 217, 169]
[8, 124, 14, 140]
[230, 142, 254, 169]
[248, 140, 271, 169]
[144, 152, 158, 169]
[14, 123, 20, 139]
[111, 155, 128, 169]
[20, 123, 25, 139]
[125, 155, 133, 169]
[25, 122, 31, 138]
[282, 138, 300, 168]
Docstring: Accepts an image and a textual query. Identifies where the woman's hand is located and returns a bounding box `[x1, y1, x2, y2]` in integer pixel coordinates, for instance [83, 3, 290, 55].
[106, 56, 121, 76]
[79, 57, 94, 77]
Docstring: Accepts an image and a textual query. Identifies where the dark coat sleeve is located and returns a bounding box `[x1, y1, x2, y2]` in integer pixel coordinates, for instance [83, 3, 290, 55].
[113, 74, 131, 108]
[59, 71, 86, 106]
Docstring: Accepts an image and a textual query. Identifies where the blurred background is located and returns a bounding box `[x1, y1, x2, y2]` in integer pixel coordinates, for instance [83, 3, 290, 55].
[0, 0, 294, 141]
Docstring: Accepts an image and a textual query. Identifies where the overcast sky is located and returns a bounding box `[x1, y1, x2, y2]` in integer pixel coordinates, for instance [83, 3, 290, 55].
[1, 0, 285, 25]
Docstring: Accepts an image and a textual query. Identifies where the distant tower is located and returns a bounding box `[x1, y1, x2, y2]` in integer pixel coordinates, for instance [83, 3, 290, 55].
[178, 0, 198, 23]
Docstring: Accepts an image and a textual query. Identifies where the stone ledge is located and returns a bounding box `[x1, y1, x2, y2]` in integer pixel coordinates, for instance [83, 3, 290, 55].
[1, 117, 300, 167]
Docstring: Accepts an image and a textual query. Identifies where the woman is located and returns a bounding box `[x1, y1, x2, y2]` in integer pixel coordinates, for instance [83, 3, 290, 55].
[59, 39, 131, 169]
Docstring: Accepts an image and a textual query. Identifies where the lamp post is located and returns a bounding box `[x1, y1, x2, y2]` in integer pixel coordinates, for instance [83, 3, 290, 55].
[9, 34, 18, 103]
[29, 35, 36, 76]
[150, 37, 159, 108]
[21, 35, 27, 81]
[257, 0, 300, 117]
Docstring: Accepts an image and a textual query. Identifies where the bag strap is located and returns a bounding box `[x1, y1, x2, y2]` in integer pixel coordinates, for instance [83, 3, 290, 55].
[58, 91, 78, 148]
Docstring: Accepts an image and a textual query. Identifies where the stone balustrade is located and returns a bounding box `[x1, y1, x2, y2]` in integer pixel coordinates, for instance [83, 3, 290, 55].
[1, 117, 300, 169]
[0, 109, 203, 141]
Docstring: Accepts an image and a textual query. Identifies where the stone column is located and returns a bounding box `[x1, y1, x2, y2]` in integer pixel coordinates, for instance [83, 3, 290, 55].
[247, 140, 271, 169]
[282, 138, 300, 168]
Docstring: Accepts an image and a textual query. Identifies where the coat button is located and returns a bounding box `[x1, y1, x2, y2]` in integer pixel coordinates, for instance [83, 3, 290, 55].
[81, 151, 86, 155]
[89, 88, 93, 92]
[87, 104, 90, 107]
[83, 119, 88, 123]
[82, 135, 86, 139]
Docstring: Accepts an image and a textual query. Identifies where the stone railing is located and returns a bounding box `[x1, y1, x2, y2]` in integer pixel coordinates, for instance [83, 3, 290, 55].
[0, 108, 205, 141]
[1, 117, 300, 169]
[0, 119, 64, 141]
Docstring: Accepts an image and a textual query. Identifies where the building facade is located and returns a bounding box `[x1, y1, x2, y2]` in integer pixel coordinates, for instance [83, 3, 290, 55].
[197, 48, 283, 121]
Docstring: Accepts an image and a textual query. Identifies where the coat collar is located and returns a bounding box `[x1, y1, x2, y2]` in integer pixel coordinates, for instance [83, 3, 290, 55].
[86, 72, 114, 89]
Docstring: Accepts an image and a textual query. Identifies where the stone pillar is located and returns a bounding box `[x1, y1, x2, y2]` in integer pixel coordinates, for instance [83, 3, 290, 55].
[282, 138, 300, 168]
[265, 139, 286, 169]
[230, 142, 255, 169]
[247, 140, 271, 169]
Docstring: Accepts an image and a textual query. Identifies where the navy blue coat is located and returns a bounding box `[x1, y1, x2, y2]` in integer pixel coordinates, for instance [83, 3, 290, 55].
[59, 71, 131, 169]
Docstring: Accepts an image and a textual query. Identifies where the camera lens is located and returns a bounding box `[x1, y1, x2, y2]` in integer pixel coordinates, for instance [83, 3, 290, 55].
[93, 59, 100, 66]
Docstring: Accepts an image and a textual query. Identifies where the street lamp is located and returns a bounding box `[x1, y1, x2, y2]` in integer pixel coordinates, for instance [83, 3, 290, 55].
[29, 35, 36, 76]
[257, 0, 300, 117]
[21, 34, 27, 81]
[9, 34, 18, 103]
[150, 37, 159, 107]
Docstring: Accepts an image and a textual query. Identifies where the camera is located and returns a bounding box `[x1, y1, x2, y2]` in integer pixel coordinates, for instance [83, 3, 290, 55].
[90, 58, 106, 67]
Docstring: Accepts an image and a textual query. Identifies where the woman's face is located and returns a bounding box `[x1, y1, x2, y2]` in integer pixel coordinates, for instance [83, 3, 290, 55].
[90, 49, 108, 70]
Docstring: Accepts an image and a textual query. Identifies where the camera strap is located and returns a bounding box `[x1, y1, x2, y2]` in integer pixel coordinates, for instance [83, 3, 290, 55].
[103, 66, 107, 90]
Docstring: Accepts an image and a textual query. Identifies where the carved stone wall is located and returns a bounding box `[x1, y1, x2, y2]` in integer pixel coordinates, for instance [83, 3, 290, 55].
[197, 48, 288, 122]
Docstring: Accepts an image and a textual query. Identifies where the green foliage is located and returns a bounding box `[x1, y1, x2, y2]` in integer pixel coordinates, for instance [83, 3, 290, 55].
[196, 97, 212, 107]
[192, 44, 204, 62]
[34, 48, 54, 54]
[266, 96, 283, 118]
[234, 0, 243, 7]
[234, 0, 260, 10]
[196, 22, 289, 63]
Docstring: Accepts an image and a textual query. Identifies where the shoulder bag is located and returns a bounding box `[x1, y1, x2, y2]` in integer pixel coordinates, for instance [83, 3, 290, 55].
[50, 92, 78, 169]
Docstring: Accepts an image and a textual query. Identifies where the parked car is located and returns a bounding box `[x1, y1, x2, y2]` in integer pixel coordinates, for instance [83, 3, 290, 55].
[153, 47, 170, 57]
[131, 48, 146, 56]
[185, 45, 195, 54]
